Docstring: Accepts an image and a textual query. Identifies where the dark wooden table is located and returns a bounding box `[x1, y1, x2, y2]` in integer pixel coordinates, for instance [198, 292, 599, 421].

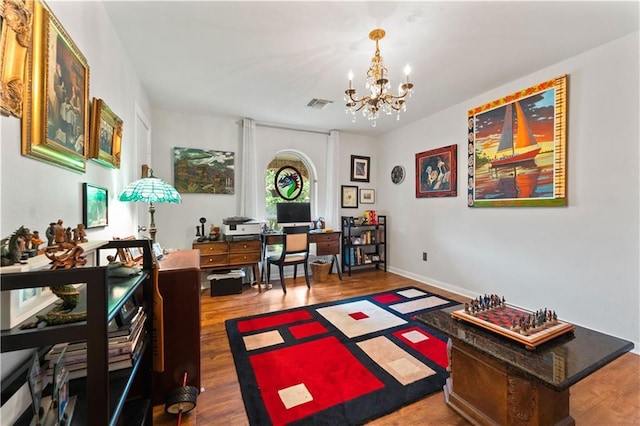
[416, 305, 634, 426]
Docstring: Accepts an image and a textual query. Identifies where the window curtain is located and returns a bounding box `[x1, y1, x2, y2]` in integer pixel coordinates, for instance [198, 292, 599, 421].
[325, 130, 340, 229]
[240, 118, 258, 219]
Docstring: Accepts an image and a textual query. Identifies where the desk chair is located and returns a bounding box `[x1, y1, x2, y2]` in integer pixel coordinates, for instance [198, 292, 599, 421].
[266, 226, 310, 293]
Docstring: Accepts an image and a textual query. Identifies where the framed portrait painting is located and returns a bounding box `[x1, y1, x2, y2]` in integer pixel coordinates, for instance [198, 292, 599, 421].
[82, 183, 108, 228]
[21, 0, 90, 173]
[89, 98, 122, 169]
[341, 185, 358, 208]
[468, 75, 567, 207]
[415, 144, 457, 198]
[350, 155, 370, 182]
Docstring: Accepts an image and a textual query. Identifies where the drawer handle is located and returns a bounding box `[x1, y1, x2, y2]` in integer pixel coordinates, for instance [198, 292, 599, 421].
[243, 244, 248, 249]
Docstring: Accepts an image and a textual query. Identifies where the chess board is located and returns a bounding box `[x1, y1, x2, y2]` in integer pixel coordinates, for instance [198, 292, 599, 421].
[451, 304, 575, 350]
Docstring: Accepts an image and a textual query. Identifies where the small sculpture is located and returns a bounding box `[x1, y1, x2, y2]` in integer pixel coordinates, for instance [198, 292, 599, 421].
[30, 231, 44, 252]
[0, 226, 32, 266]
[73, 224, 88, 243]
[46, 222, 56, 246]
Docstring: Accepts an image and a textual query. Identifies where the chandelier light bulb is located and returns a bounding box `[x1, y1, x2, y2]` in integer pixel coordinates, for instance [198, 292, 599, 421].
[344, 28, 415, 127]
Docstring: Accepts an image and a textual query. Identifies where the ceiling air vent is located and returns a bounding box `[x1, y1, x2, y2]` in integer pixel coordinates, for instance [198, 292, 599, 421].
[306, 98, 333, 110]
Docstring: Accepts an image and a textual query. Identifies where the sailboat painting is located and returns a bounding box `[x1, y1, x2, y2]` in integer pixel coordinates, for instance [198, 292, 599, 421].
[467, 75, 567, 207]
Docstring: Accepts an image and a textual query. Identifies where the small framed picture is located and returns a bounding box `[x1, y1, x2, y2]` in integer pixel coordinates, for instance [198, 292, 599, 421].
[82, 183, 108, 228]
[350, 155, 370, 182]
[89, 98, 123, 169]
[360, 189, 375, 204]
[341, 185, 358, 208]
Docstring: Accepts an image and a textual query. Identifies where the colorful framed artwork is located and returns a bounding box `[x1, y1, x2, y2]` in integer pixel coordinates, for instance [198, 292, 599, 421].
[350, 155, 370, 182]
[274, 165, 303, 200]
[468, 75, 567, 207]
[173, 147, 235, 194]
[0, 0, 32, 117]
[21, 0, 90, 173]
[82, 183, 108, 228]
[360, 188, 375, 204]
[89, 98, 122, 168]
[415, 144, 457, 198]
[341, 185, 358, 208]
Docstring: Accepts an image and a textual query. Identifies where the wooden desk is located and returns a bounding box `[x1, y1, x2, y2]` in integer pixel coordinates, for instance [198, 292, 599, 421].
[192, 239, 261, 291]
[153, 249, 201, 405]
[416, 306, 634, 426]
[262, 231, 342, 281]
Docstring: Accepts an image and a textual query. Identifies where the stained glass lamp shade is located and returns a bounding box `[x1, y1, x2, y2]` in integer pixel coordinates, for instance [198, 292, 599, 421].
[119, 168, 181, 242]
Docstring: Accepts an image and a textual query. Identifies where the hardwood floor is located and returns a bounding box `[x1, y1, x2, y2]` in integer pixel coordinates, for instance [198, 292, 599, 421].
[152, 270, 639, 425]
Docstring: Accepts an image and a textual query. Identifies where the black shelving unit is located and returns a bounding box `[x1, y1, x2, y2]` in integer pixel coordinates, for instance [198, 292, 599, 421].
[341, 215, 386, 276]
[0, 239, 154, 426]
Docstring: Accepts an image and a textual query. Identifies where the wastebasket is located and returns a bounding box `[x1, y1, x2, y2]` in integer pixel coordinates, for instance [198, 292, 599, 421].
[310, 261, 331, 282]
[207, 269, 245, 296]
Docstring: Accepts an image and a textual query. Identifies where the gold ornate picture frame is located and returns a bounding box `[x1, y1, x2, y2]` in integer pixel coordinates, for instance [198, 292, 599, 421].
[21, 0, 90, 173]
[0, 0, 32, 118]
[89, 98, 122, 168]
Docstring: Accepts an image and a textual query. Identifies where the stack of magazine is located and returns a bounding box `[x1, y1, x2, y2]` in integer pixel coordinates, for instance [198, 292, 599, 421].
[44, 307, 147, 381]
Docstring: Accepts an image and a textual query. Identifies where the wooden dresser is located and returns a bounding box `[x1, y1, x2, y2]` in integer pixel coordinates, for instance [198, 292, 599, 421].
[153, 249, 201, 405]
[192, 238, 261, 289]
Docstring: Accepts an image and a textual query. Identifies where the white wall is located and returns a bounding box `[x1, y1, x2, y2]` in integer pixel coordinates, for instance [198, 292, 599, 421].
[0, 1, 151, 379]
[150, 111, 378, 250]
[376, 33, 639, 348]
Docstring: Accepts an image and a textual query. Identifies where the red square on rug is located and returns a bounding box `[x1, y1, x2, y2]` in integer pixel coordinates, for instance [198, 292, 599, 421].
[249, 336, 384, 425]
[289, 321, 328, 339]
[349, 311, 369, 320]
[237, 309, 313, 333]
[372, 293, 403, 304]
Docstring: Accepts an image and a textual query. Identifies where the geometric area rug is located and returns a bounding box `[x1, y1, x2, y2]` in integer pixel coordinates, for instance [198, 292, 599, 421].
[225, 287, 459, 425]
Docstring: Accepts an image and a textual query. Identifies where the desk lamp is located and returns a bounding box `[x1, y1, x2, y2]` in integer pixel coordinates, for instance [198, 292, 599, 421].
[119, 164, 181, 242]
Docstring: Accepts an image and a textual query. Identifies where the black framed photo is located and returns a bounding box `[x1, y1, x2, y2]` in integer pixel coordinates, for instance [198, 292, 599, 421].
[82, 183, 108, 228]
[341, 185, 358, 208]
[350, 155, 370, 182]
[115, 294, 139, 327]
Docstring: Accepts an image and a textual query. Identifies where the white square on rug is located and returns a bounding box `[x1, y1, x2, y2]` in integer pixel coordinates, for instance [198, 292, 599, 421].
[278, 383, 313, 409]
[243, 330, 285, 351]
[389, 296, 450, 314]
[316, 300, 406, 338]
[401, 329, 429, 344]
[397, 289, 428, 298]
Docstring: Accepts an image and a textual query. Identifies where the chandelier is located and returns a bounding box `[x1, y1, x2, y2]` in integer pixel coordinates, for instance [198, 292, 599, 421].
[345, 28, 414, 127]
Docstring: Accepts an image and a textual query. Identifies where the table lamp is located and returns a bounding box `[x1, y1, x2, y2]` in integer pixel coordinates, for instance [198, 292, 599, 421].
[119, 164, 181, 242]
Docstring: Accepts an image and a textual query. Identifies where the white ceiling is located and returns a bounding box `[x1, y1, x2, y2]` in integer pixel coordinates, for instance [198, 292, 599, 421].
[102, 1, 639, 137]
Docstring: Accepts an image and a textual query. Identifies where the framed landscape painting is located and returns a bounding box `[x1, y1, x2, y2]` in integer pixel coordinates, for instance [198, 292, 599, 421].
[173, 147, 235, 194]
[21, 0, 90, 173]
[468, 75, 567, 207]
[415, 144, 457, 198]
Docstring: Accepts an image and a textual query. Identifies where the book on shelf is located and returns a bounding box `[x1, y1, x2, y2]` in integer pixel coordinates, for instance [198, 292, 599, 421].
[45, 329, 148, 381]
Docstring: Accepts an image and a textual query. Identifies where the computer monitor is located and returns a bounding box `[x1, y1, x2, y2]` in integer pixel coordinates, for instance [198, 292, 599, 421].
[276, 202, 311, 228]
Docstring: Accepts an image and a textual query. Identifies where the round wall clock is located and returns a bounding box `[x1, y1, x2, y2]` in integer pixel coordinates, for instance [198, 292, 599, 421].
[391, 165, 405, 184]
[274, 165, 303, 200]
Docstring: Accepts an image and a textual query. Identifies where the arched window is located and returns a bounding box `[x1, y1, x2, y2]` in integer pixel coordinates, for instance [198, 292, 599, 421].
[265, 153, 312, 230]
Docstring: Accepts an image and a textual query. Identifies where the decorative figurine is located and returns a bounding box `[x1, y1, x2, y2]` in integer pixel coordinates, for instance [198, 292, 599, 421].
[209, 225, 220, 241]
[73, 224, 87, 243]
[46, 222, 56, 247]
[1, 226, 32, 266]
[31, 231, 44, 253]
